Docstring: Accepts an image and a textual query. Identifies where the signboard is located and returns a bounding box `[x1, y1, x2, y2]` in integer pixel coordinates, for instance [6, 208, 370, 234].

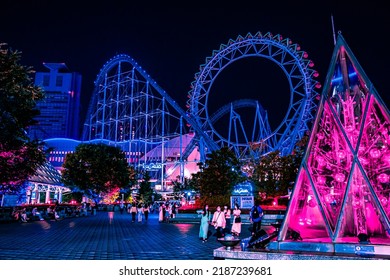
[232, 181, 254, 196]
[230, 195, 254, 209]
[142, 162, 163, 171]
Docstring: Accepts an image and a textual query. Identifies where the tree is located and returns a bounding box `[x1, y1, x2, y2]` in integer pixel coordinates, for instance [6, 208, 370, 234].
[249, 135, 308, 199]
[193, 147, 247, 206]
[172, 177, 195, 200]
[0, 43, 46, 194]
[61, 143, 131, 202]
[118, 165, 138, 202]
[138, 171, 154, 204]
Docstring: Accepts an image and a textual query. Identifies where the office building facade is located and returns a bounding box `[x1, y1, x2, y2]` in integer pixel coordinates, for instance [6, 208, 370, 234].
[28, 63, 82, 140]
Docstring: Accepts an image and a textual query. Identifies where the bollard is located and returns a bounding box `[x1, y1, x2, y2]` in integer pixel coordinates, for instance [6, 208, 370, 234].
[241, 241, 246, 251]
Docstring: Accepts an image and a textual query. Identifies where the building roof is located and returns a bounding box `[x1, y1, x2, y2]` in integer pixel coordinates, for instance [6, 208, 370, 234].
[28, 161, 63, 186]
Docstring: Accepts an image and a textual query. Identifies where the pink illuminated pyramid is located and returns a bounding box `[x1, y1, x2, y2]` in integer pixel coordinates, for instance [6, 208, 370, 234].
[278, 33, 390, 247]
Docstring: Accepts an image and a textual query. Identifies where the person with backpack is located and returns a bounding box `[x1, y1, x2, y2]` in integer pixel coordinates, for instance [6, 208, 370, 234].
[250, 199, 264, 235]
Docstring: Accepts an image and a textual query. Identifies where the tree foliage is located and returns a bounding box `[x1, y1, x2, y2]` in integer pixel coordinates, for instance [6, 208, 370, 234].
[170, 177, 197, 201]
[249, 135, 308, 198]
[138, 171, 154, 205]
[193, 147, 247, 206]
[0, 43, 46, 194]
[61, 143, 131, 201]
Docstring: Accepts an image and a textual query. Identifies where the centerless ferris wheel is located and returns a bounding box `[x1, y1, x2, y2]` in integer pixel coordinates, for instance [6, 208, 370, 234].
[186, 31, 321, 160]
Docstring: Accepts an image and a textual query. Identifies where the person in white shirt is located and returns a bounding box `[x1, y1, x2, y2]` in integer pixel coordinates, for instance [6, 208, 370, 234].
[32, 207, 44, 221]
[212, 205, 226, 238]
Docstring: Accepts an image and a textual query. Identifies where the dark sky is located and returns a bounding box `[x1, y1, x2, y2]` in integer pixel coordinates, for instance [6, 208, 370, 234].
[1, 1, 389, 131]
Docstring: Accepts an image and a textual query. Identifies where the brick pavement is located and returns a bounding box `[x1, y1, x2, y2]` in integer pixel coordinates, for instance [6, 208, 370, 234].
[0, 211, 254, 260]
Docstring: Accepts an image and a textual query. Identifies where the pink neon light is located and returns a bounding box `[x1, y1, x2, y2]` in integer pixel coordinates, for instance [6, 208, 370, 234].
[282, 45, 390, 245]
[378, 173, 389, 183]
[335, 173, 345, 182]
[369, 147, 381, 158]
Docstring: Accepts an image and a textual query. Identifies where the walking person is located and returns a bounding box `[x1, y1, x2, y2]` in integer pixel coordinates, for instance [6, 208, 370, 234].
[212, 205, 226, 238]
[119, 200, 125, 214]
[250, 199, 264, 235]
[137, 203, 144, 222]
[165, 203, 171, 223]
[199, 204, 211, 243]
[171, 203, 176, 219]
[158, 203, 164, 222]
[231, 203, 242, 237]
[143, 203, 149, 221]
[223, 205, 232, 234]
[130, 202, 137, 222]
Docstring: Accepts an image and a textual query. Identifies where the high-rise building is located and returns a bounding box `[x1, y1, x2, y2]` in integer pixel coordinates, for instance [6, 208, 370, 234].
[28, 62, 82, 140]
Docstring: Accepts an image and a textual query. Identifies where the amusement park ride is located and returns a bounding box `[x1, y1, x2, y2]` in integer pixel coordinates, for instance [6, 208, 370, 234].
[82, 28, 390, 257]
[82, 31, 320, 185]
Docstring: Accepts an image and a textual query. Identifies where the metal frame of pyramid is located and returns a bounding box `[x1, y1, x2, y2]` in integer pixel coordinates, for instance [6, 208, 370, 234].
[268, 32, 390, 257]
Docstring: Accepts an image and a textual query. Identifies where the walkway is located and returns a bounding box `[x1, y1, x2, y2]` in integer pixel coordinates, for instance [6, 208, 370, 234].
[0, 210, 254, 260]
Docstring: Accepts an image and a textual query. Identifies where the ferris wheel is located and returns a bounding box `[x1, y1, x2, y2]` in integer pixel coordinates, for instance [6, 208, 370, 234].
[186, 32, 321, 159]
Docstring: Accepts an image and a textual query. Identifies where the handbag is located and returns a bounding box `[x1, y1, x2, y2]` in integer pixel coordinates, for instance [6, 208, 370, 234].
[235, 216, 241, 223]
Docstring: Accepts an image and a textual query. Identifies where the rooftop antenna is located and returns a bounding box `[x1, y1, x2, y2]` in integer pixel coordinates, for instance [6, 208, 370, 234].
[331, 14, 336, 45]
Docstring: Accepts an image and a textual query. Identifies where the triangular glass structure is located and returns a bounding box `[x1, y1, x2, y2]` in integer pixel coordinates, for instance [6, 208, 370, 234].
[279, 33, 390, 246]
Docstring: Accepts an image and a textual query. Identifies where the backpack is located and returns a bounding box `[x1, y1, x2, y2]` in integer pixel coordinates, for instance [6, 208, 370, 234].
[251, 206, 261, 219]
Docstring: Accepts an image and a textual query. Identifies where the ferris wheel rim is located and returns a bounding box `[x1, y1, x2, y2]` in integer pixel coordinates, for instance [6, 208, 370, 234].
[186, 32, 320, 156]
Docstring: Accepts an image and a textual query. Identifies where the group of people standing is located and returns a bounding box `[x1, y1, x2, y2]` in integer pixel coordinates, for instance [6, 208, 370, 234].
[198, 200, 264, 243]
[199, 203, 244, 243]
[158, 202, 178, 223]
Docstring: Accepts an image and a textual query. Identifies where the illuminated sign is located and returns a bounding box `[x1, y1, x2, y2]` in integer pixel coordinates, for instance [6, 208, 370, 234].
[232, 181, 253, 195]
[230, 196, 254, 209]
[142, 162, 163, 170]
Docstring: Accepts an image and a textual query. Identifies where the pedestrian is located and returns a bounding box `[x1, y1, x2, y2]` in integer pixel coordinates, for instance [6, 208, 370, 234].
[143, 203, 149, 221]
[223, 205, 232, 234]
[212, 205, 226, 238]
[199, 204, 211, 243]
[231, 203, 242, 237]
[137, 203, 144, 222]
[250, 199, 264, 235]
[130, 202, 137, 222]
[158, 203, 164, 222]
[119, 200, 125, 214]
[171, 203, 176, 219]
[165, 203, 171, 222]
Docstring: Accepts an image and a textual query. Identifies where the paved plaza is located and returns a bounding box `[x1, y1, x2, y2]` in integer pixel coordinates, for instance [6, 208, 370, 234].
[0, 210, 253, 260]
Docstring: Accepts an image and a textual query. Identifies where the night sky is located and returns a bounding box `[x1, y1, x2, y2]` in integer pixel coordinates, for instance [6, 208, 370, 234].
[1, 1, 389, 131]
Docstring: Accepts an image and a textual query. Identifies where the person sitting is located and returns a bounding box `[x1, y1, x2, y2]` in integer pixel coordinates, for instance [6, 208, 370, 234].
[47, 206, 60, 221]
[32, 207, 44, 221]
[47, 206, 54, 219]
[19, 208, 28, 222]
[11, 207, 20, 221]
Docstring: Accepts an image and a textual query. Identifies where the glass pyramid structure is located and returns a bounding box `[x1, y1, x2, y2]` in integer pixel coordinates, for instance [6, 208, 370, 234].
[276, 33, 390, 252]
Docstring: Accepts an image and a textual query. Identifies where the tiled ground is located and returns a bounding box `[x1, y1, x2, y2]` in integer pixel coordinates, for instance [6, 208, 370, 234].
[0, 211, 252, 260]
